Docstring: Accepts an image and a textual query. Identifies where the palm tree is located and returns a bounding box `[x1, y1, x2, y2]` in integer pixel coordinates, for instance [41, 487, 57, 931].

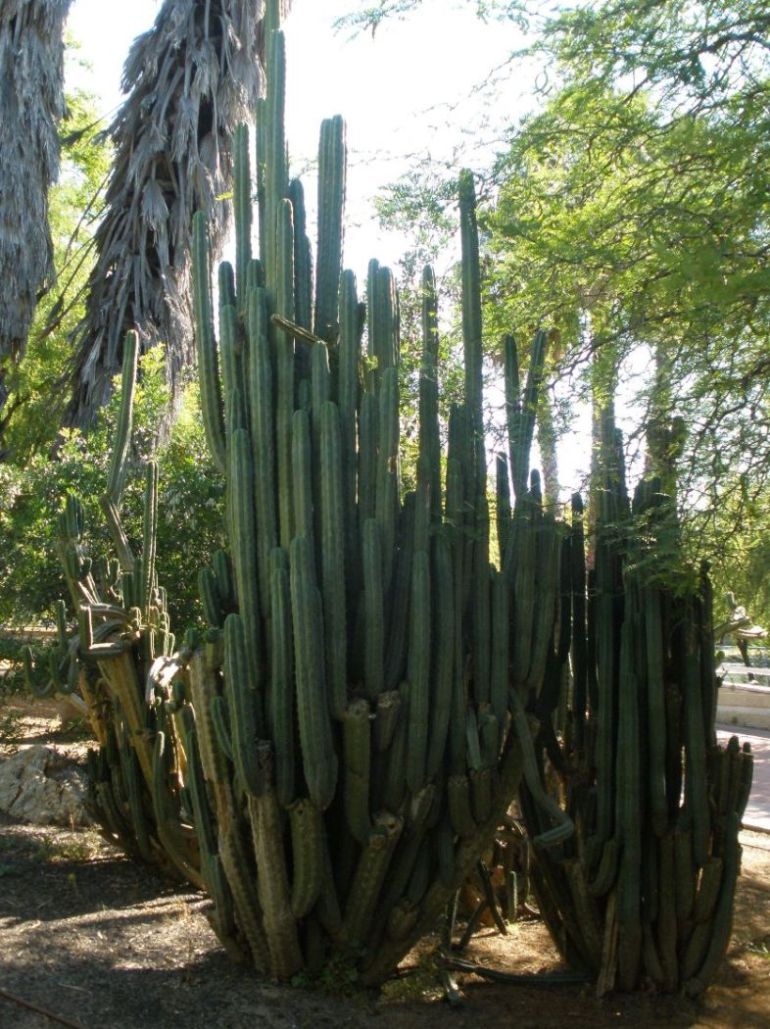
[66, 0, 291, 426]
[0, 0, 72, 450]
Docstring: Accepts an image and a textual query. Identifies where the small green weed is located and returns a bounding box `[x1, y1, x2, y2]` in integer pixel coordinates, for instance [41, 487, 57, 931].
[36, 831, 103, 864]
[0, 708, 24, 748]
[379, 951, 445, 1004]
[747, 937, 770, 960]
[291, 952, 367, 1000]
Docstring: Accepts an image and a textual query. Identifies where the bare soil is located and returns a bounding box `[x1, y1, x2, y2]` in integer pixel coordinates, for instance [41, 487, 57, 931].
[1, 701, 769, 1029]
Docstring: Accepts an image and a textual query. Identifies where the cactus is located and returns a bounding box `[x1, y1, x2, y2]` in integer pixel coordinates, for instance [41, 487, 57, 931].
[192, 213, 227, 475]
[105, 330, 139, 505]
[173, 12, 564, 970]
[44, 334, 207, 890]
[45, 0, 748, 996]
[290, 535, 338, 812]
[513, 410, 751, 995]
[314, 115, 346, 342]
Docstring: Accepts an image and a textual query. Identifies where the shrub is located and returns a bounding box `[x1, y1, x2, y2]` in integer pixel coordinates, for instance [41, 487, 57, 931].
[0, 350, 224, 633]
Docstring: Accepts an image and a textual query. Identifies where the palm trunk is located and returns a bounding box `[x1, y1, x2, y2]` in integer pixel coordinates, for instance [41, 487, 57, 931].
[0, 0, 72, 452]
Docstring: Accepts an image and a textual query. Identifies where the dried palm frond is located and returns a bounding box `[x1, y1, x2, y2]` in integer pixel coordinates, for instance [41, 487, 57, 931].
[66, 0, 291, 426]
[0, 0, 72, 429]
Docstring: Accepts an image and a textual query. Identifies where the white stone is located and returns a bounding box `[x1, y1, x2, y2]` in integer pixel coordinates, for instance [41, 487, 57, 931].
[0, 744, 93, 827]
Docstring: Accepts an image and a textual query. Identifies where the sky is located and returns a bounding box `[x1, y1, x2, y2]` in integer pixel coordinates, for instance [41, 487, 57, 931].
[63, 0, 595, 493]
[65, 0, 529, 273]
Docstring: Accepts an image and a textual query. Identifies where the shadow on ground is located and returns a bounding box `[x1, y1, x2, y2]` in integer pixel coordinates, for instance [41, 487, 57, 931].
[1, 812, 769, 1029]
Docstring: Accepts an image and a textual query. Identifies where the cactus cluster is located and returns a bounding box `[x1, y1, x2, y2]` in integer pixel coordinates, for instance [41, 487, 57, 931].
[515, 413, 753, 996]
[38, 0, 751, 996]
[47, 337, 203, 887]
[175, 0, 566, 982]
[36, 0, 559, 985]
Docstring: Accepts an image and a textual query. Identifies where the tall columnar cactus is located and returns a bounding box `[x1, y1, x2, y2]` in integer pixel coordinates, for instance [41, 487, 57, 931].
[514, 412, 752, 996]
[176, 0, 564, 984]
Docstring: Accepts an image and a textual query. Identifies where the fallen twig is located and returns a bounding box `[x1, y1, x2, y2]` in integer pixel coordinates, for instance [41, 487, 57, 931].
[0, 986, 85, 1028]
[441, 954, 589, 987]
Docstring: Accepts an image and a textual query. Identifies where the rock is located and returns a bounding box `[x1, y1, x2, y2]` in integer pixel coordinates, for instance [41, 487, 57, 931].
[56, 695, 85, 730]
[0, 745, 93, 827]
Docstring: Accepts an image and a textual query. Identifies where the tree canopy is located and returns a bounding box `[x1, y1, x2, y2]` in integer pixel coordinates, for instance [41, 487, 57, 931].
[349, 0, 770, 616]
[485, 76, 770, 471]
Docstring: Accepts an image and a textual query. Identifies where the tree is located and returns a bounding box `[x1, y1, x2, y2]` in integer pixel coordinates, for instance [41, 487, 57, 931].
[64, 0, 281, 427]
[2, 82, 111, 462]
[347, 0, 770, 612]
[484, 80, 770, 476]
[484, 1, 770, 587]
[0, 0, 72, 454]
[539, 0, 770, 117]
[335, 0, 529, 36]
[0, 347, 225, 629]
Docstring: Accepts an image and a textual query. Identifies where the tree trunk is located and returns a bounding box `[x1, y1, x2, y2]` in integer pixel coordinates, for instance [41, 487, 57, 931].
[588, 333, 619, 564]
[645, 340, 685, 497]
[0, 0, 72, 454]
[536, 329, 565, 510]
[536, 383, 560, 509]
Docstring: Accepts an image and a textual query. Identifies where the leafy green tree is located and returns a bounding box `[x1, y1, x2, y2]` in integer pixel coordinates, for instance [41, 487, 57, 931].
[485, 80, 769, 471]
[486, 1, 770, 592]
[335, 0, 529, 35]
[0, 349, 224, 630]
[540, 0, 770, 115]
[348, 0, 770, 613]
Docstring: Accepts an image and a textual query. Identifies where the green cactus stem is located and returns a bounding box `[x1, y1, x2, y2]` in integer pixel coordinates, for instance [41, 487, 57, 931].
[290, 536, 338, 811]
[192, 212, 227, 475]
[315, 116, 346, 342]
[248, 785, 304, 979]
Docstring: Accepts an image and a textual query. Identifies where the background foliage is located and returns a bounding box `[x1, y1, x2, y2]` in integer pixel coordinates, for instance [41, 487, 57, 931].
[2, 74, 110, 463]
[1, 1, 767, 636]
[0, 349, 224, 630]
[350, 0, 770, 628]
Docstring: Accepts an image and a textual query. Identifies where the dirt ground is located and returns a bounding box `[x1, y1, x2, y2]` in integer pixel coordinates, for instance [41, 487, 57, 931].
[1, 701, 769, 1029]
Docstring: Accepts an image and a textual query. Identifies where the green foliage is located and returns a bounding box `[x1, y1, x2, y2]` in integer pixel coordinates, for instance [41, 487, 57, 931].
[0, 709, 24, 749]
[335, 0, 529, 35]
[689, 477, 770, 631]
[541, 1, 770, 111]
[0, 351, 224, 630]
[155, 384, 226, 628]
[485, 78, 770, 394]
[0, 436, 102, 627]
[483, 0, 770, 593]
[0, 636, 26, 664]
[0, 639, 37, 698]
[368, 0, 770, 610]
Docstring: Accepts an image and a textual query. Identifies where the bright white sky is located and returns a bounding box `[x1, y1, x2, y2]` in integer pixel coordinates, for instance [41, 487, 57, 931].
[65, 0, 528, 272]
[64, 0, 595, 492]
